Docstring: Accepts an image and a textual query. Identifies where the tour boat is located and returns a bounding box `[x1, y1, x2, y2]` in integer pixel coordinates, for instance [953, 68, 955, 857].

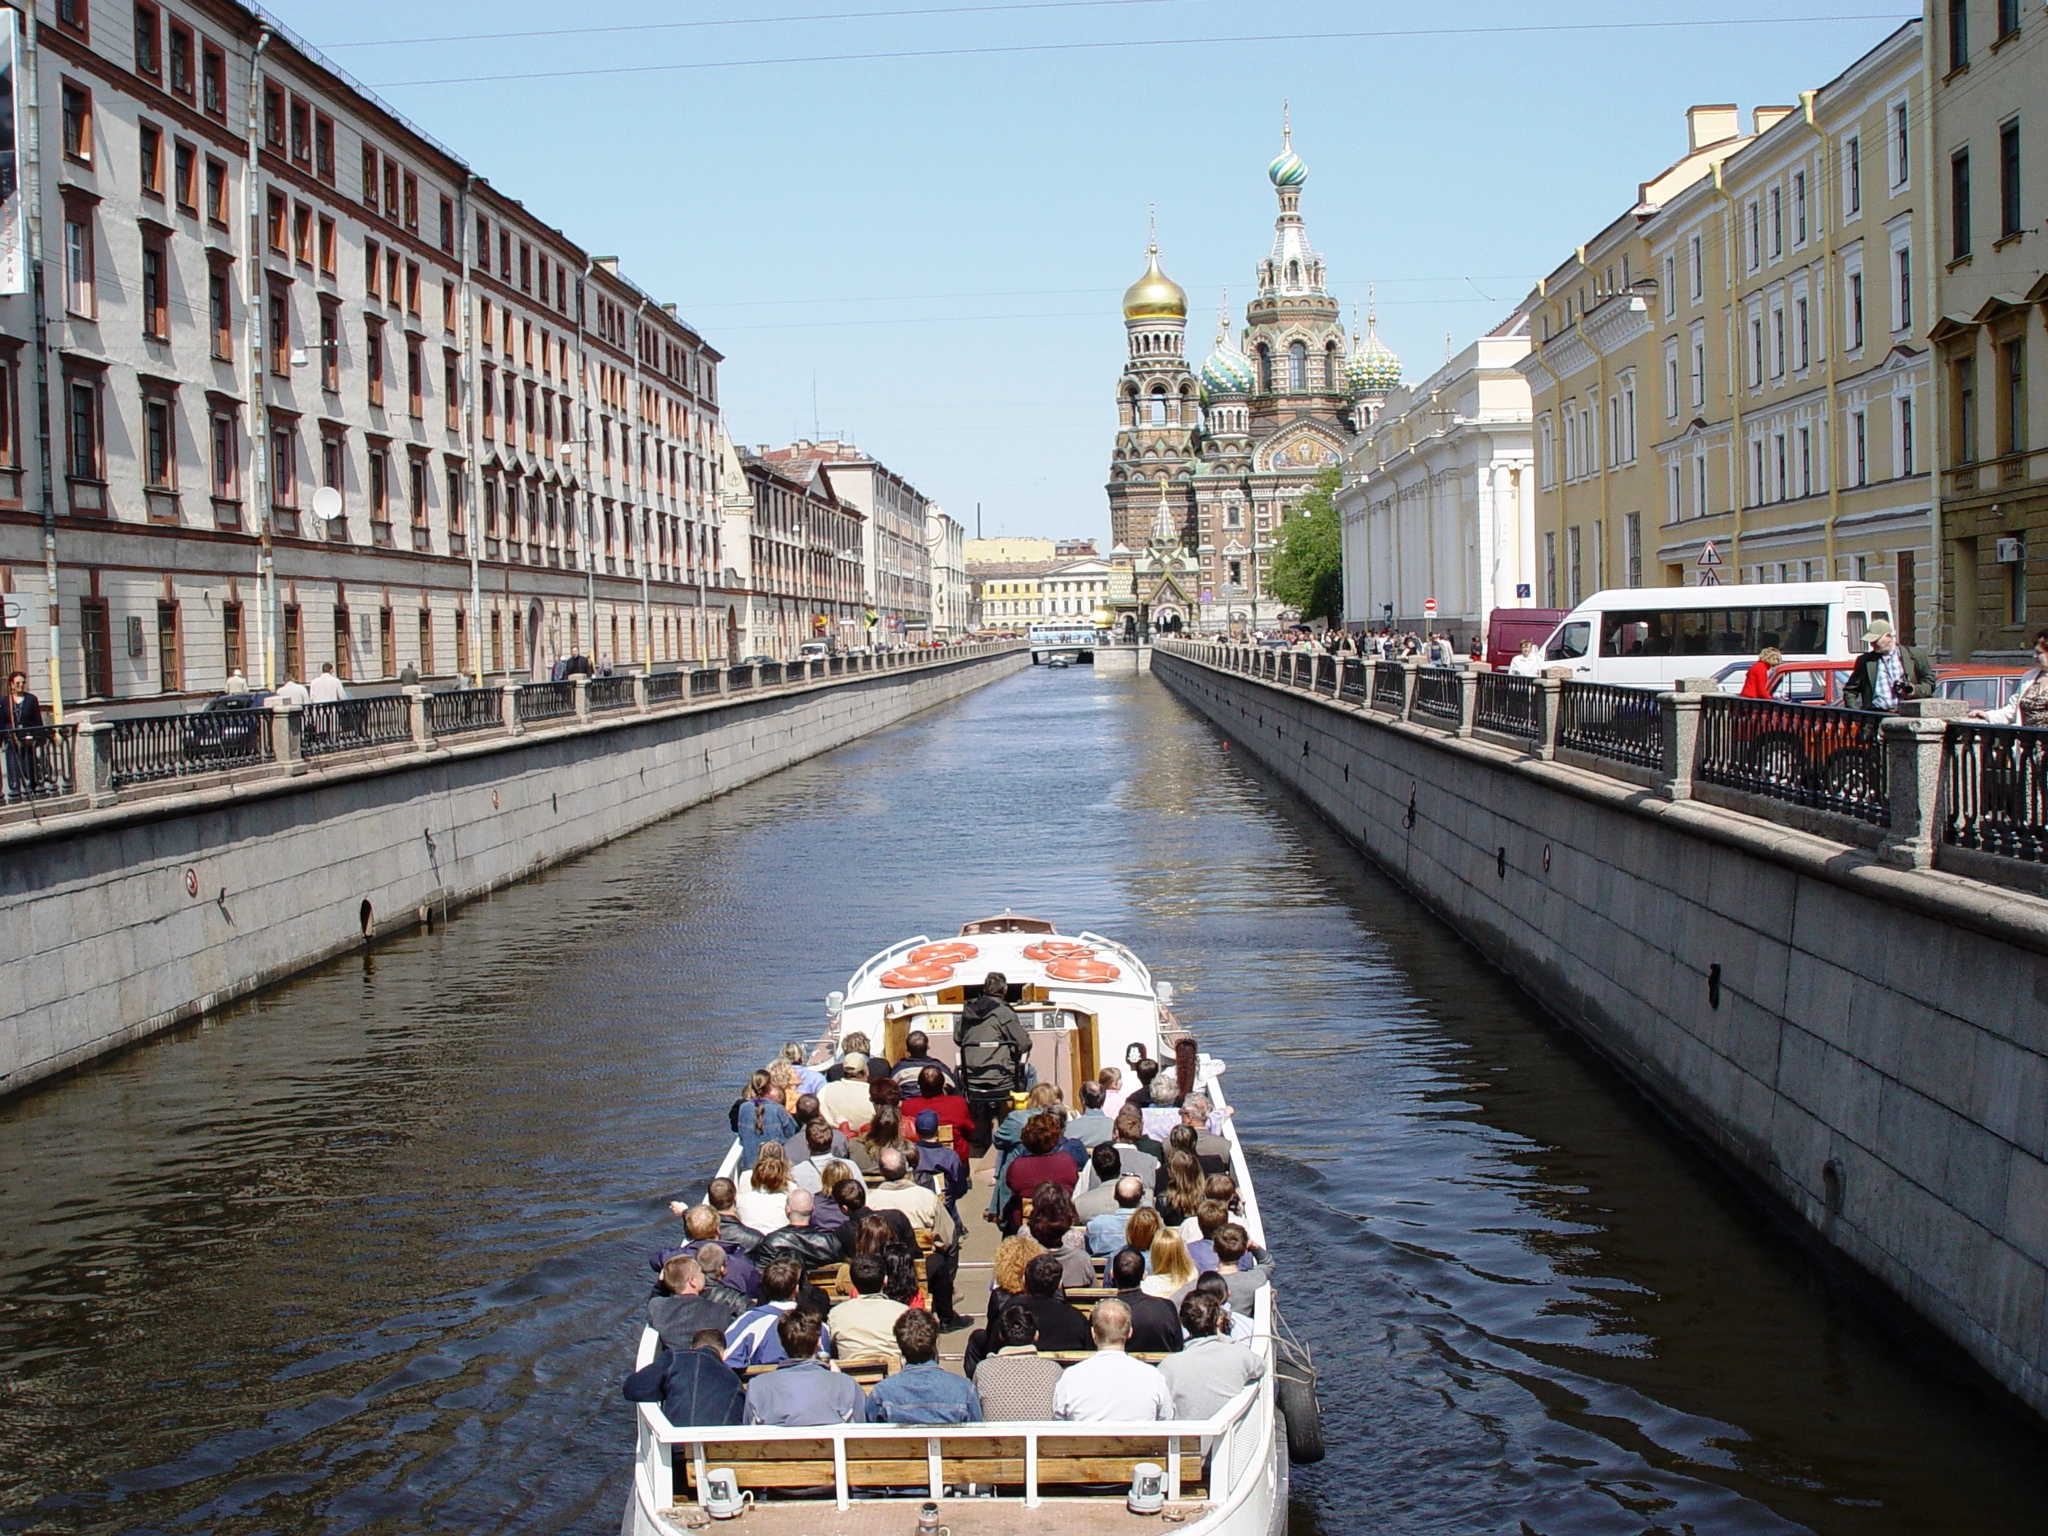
[623, 913, 1319, 1536]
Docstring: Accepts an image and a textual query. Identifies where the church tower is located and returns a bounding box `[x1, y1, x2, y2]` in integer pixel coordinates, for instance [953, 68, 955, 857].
[1241, 115, 1352, 438]
[1106, 222, 1198, 552]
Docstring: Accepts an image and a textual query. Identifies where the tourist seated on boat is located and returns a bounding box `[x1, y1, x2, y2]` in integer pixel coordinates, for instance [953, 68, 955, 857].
[753, 1189, 842, 1270]
[1001, 1113, 1082, 1229]
[844, 1202, 919, 1259]
[992, 1082, 1064, 1159]
[743, 1311, 868, 1427]
[735, 1144, 795, 1233]
[1192, 1271, 1254, 1343]
[724, 1258, 833, 1369]
[1108, 1105, 1164, 1183]
[908, 1109, 969, 1217]
[1138, 1067, 1184, 1140]
[767, 1060, 800, 1111]
[1141, 1232, 1200, 1307]
[867, 1309, 983, 1425]
[1184, 1200, 1230, 1272]
[1155, 1149, 1208, 1228]
[1097, 1065, 1129, 1121]
[732, 1070, 799, 1163]
[820, 1030, 878, 1083]
[883, 1247, 926, 1311]
[623, 1326, 748, 1428]
[649, 1254, 744, 1350]
[1109, 1246, 1184, 1354]
[828, 1253, 907, 1366]
[1159, 1292, 1265, 1422]
[1121, 1055, 1163, 1110]
[888, 1031, 959, 1095]
[1051, 1300, 1173, 1422]
[694, 1241, 756, 1311]
[817, 1052, 877, 1130]
[1074, 1145, 1130, 1218]
[787, 1119, 843, 1194]
[973, 1306, 1064, 1420]
[1024, 1185, 1095, 1289]
[904, 1066, 974, 1146]
[808, 1162, 861, 1232]
[1178, 1095, 1234, 1166]
[777, 1041, 826, 1097]
[1212, 1223, 1274, 1311]
[1085, 1175, 1152, 1256]
[782, 1095, 850, 1165]
[1066, 1080, 1115, 1148]
[705, 1178, 766, 1256]
[868, 1147, 953, 1243]
[1121, 1206, 1162, 1269]
[1005, 1252, 1093, 1351]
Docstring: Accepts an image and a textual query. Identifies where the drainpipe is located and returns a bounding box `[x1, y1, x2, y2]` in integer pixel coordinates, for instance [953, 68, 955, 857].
[20, 5, 59, 719]
[578, 258, 597, 656]
[458, 176, 481, 683]
[1711, 160, 1745, 574]
[244, 26, 274, 686]
[630, 295, 650, 669]
[1801, 89, 1843, 579]
[1918, 8, 1944, 651]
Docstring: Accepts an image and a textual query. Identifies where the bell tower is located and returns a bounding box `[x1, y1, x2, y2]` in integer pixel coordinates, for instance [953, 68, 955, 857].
[1106, 211, 1198, 552]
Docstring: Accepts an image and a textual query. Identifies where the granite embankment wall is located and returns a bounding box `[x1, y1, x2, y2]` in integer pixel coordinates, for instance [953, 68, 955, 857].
[1, 649, 1029, 1096]
[1151, 647, 2048, 1422]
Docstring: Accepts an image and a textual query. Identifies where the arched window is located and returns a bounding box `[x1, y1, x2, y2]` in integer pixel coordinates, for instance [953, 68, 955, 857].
[1287, 260, 1300, 287]
[1325, 341, 1340, 388]
[1289, 341, 1308, 391]
[1257, 344, 1272, 392]
[1150, 390, 1167, 426]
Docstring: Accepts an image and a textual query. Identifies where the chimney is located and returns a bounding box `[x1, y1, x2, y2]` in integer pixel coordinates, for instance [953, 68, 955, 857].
[1686, 104, 1740, 152]
[593, 256, 620, 274]
[1752, 105, 1796, 136]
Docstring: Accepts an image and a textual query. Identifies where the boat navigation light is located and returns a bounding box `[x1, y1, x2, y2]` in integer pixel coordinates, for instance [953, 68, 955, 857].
[1128, 1462, 1166, 1515]
[826, 990, 845, 1021]
[1156, 981, 1174, 1006]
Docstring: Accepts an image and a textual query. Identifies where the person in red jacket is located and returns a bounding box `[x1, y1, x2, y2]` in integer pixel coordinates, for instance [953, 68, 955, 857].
[1739, 645, 1782, 698]
[903, 1064, 975, 1146]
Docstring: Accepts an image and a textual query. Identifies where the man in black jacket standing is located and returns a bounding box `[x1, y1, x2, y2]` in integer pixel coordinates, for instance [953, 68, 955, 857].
[956, 971, 1030, 1151]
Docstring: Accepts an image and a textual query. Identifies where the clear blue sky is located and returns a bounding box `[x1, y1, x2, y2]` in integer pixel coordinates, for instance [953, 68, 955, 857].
[274, 1, 1914, 544]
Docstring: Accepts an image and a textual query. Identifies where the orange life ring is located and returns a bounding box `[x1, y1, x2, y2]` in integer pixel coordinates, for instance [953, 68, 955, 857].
[1022, 939, 1093, 961]
[909, 942, 978, 965]
[880, 962, 956, 989]
[1044, 955, 1120, 984]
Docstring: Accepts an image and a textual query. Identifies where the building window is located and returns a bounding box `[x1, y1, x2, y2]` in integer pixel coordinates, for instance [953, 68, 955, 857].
[1769, 186, 1783, 257]
[208, 268, 231, 358]
[369, 447, 390, 538]
[268, 287, 289, 376]
[1795, 295, 1810, 369]
[1895, 248, 1912, 330]
[1798, 425, 1813, 497]
[289, 97, 309, 164]
[293, 202, 312, 265]
[1900, 396, 1916, 475]
[2001, 338, 2027, 456]
[362, 145, 379, 207]
[1694, 455, 1708, 518]
[201, 44, 225, 118]
[1998, 0, 2020, 37]
[66, 376, 101, 482]
[222, 601, 243, 679]
[1793, 171, 1807, 243]
[1848, 272, 1865, 349]
[271, 423, 296, 508]
[141, 238, 168, 339]
[1952, 148, 1973, 259]
[1852, 409, 1868, 485]
[265, 189, 286, 253]
[173, 140, 196, 212]
[314, 112, 334, 183]
[333, 606, 352, 681]
[142, 393, 174, 489]
[366, 322, 385, 408]
[138, 120, 162, 196]
[60, 82, 91, 162]
[262, 83, 283, 151]
[317, 214, 336, 276]
[446, 462, 465, 551]
[1625, 511, 1642, 587]
[1999, 119, 2022, 238]
[439, 196, 454, 253]
[1954, 353, 1976, 464]
[80, 598, 111, 699]
[1567, 525, 1583, 606]
[1949, 0, 1968, 68]
[210, 408, 238, 499]
[1845, 134, 1862, 214]
[409, 454, 429, 542]
[1893, 101, 1910, 187]
[168, 22, 192, 96]
[205, 157, 227, 226]
[407, 338, 424, 417]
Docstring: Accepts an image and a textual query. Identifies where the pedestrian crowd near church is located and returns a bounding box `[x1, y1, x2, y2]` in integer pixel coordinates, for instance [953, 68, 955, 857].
[622, 985, 1271, 1431]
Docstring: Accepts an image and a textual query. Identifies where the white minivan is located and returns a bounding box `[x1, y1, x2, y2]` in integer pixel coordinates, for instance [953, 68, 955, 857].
[1541, 582, 1893, 689]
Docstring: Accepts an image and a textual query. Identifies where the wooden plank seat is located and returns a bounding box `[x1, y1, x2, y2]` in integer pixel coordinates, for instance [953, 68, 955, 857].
[739, 1356, 897, 1384]
[808, 1259, 930, 1300]
[677, 1434, 1208, 1498]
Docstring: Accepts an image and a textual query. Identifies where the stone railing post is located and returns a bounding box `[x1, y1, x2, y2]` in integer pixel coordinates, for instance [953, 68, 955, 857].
[571, 675, 591, 721]
[1878, 703, 1964, 868]
[1399, 660, 1420, 722]
[406, 686, 433, 751]
[76, 719, 117, 807]
[1456, 667, 1479, 738]
[501, 681, 524, 735]
[270, 702, 305, 775]
[1535, 677, 1564, 761]
[633, 672, 651, 712]
[1659, 691, 1702, 800]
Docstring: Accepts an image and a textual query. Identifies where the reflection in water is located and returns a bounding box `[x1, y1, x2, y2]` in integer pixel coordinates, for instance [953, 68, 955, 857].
[0, 668, 2042, 1535]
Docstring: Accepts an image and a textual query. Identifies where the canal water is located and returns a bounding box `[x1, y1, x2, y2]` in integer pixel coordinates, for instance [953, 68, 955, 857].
[2, 667, 2044, 1536]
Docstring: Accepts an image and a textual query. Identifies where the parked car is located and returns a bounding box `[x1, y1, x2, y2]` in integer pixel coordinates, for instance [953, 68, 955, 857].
[183, 690, 275, 762]
[798, 641, 832, 660]
[1711, 659, 2028, 710]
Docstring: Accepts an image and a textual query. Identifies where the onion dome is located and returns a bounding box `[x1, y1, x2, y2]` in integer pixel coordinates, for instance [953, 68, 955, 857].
[1200, 299, 1255, 399]
[1268, 110, 1307, 187]
[1123, 246, 1187, 321]
[1348, 296, 1401, 394]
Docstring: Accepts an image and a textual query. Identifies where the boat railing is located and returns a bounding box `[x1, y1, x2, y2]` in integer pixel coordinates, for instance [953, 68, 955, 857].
[631, 1335, 1271, 1518]
[843, 934, 935, 997]
[1074, 930, 1153, 991]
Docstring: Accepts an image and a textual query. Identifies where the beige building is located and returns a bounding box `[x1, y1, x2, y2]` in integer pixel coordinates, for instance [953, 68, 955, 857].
[975, 568, 1044, 628]
[1928, 0, 2047, 658]
[964, 536, 1054, 565]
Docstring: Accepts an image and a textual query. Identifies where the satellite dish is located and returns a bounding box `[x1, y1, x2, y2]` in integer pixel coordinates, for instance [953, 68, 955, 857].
[311, 486, 344, 522]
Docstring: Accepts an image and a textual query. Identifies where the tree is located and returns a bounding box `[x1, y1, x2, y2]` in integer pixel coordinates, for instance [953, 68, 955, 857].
[1268, 465, 1344, 626]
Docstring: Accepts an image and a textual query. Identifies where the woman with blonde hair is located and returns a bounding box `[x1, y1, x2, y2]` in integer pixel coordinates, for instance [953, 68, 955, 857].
[985, 1234, 1045, 1326]
[1157, 1149, 1207, 1227]
[1141, 1231, 1199, 1303]
[735, 1141, 793, 1233]
[766, 1059, 800, 1109]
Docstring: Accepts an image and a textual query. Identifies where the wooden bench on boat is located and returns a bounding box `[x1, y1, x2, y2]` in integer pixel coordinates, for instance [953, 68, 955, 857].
[675, 1432, 1210, 1501]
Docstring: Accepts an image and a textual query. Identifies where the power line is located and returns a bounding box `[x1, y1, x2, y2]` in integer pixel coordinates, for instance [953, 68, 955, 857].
[684, 276, 1541, 311]
[318, 0, 1194, 51]
[369, 13, 1910, 88]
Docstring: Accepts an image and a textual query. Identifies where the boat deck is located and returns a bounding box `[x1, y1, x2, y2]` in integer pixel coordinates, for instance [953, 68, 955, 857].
[658, 1496, 1211, 1534]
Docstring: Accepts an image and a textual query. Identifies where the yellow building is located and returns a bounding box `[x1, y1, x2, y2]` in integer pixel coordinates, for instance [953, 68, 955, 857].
[976, 573, 1045, 627]
[1927, 0, 2048, 658]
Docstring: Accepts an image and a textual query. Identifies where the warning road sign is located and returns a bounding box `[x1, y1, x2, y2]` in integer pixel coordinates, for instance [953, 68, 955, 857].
[1697, 541, 1723, 568]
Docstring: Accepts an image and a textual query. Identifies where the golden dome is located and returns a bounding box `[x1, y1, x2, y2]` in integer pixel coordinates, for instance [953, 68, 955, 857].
[1122, 248, 1188, 321]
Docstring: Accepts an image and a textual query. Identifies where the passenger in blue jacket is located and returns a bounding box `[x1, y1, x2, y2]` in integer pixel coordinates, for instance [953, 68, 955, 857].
[622, 1328, 748, 1427]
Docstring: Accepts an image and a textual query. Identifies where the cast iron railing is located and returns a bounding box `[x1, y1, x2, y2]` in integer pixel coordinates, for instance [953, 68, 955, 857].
[108, 708, 274, 787]
[726, 665, 755, 692]
[1941, 721, 2048, 860]
[1474, 673, 1541, 739]
[301, 695, 413, 758]
[644, 671, 686, 705]
[1557, 682, 1663, 769]
[1371, 662, 1406, 711]
[1338, 658, 1369, 702]
[690, 668, 721, 697]
[428, 686, 503, 736]
[517, 679, 577, 723]
[1412, 667, 1463, 725]
[586, 675, 637, 712]
[1697, 695, 1890, 825]
[757, 662, 785, 687]
[0, 724, 77, 800]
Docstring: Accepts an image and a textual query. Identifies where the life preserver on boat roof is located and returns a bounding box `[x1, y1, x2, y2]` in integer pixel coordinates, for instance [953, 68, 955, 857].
[879, 962, 956, 989]
[908, 942, 978, 965]
[1022, 939, 1093, 961]
[1043, 954, 1120, 983]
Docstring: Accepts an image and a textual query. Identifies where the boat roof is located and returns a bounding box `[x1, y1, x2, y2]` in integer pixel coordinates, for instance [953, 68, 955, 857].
[840, 914, 1157, 1017]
